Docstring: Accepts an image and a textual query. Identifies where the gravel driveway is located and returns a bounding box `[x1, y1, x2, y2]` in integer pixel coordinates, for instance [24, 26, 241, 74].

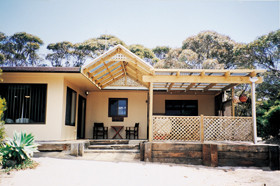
[0, 157, 279, 186]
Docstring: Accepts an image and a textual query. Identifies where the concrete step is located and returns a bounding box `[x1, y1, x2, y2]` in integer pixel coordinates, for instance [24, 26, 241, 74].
[84, 149, 140, 153]
[89, 140, 129, 145]
[88, 144, 139, 150]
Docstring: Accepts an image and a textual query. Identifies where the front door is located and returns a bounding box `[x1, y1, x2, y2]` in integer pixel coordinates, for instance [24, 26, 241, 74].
[77, 95, 86, 139]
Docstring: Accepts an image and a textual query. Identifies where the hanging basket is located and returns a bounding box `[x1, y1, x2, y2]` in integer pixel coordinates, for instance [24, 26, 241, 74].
[239, 94, 248, 103]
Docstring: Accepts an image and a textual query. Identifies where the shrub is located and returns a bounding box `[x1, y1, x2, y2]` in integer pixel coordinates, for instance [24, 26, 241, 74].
[0, 97, 6, 142]
[0, 131, 38, 168]
[3, 159, 39, 173]
[264, 105, 280, 138]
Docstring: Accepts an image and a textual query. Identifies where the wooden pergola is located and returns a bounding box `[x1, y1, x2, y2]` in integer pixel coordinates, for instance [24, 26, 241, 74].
[81, 44, 154, 89]
[81, 44, 266, 144]
[143, 69, 265, 143]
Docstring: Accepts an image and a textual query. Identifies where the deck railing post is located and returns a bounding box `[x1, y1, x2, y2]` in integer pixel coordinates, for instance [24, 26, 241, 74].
[200, 115, 204, 143]
[250, 77, 258, 144]
[149, 82, 153, 142]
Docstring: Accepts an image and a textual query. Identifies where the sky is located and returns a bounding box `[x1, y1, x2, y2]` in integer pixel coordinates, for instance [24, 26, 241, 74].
[0, 0, 279, 50]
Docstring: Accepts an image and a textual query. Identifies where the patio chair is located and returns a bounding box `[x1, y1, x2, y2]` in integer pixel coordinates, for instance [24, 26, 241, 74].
[93, 123, 108, 139]
[125, 123, 139, 139]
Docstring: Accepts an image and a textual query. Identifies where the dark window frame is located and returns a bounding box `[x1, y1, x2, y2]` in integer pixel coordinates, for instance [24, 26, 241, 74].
[65, 87, 77, 126]
[165, 100, 198, 116]
[108, 98, 128, 117]
[0, 83, 47, 125]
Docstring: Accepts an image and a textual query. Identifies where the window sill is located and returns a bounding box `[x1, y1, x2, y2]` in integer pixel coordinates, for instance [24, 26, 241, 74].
[5, 123, 46, 125]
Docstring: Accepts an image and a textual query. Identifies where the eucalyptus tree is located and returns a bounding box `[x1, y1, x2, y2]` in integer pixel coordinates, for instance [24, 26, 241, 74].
[46, 41, 73, 67]
[250, 30, 280, 101]
[0, 32, 7, 64]
[81, 34, 126, 56]
[152, 46, 170, 60]
[182, 31, 237, 69]
[70, 35, 127, 67]
[0, 32, 43, 66]
[128, 44, 157, 65]
[154, 48, 189, 69]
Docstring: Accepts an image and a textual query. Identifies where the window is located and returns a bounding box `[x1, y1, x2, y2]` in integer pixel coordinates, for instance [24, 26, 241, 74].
[65, 87, 77, 126]
[108, 98, 128, 117]
[165, 100, 198, 116]
[0, 84, 47, 124]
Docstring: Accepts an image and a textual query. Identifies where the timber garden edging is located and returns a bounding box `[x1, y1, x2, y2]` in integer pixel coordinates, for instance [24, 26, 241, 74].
[140, 142, 280, 170]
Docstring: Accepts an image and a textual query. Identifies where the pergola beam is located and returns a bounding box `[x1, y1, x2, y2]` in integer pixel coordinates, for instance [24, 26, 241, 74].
[90, 61, 117, 76]
[92, 62, 122, 80]
[222, 83, 238, 91]
[95, 67, 122, 84]
[143, 75, 263, 84]
[119, 50, 152, 73]
[100, 70, 124, 88]
[168, 83, 174, 92]
[204, 83, 216, 91]
[84, 49, 120, 72]
[126, 68, 149, 87]
[154, 69, 266, 73]
[101, 73, 125, 88]
[185, 83, 196, 91]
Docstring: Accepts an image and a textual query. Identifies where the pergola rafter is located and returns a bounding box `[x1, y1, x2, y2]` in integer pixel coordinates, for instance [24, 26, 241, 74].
[81, 44, 153, 89]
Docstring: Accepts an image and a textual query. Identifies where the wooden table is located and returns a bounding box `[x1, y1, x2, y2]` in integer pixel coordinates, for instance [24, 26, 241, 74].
[111, 126, 124, 139]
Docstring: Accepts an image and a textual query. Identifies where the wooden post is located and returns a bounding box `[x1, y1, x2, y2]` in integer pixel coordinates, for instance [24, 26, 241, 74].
[149, 82, 153, 142]
[231, 87, 235, 117]
[250, 77, 258, 144]
[200, 114, 204, 143]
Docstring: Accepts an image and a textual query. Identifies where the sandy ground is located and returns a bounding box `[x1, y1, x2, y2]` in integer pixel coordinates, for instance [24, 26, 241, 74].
[0, 157, 279, 186]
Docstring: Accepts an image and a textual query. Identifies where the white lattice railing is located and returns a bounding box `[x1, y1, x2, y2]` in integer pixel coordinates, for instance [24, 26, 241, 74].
[152, 115, 253, 142]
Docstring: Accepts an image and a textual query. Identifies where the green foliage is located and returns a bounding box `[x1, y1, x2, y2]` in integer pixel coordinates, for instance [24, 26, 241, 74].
[0, 53, 4, 64]
[46, 34, 127, 67]
[82, 34, 126, 56]
[128, 44, 155, 63]
[264, 104, 280, 138]
[46, 41, 74, 67]
[0, 32, 8, 64]
[155, 31, 237, 69]
[248, 30, 280, 74]
[182, 31, 237, 69]
[257, 96, 280, 139]
[3, 159, 38, 173]
[0, 32, 43, 66]
[152, 46, 170, 60]
[0, 96, 6, 142]
[248, 30, 280, 102]
[155, 48, 188, 69]
[0, 131, 38, 168]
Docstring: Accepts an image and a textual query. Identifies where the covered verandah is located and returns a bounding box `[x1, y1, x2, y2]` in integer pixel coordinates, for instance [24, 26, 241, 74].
[143, 69, 265, 144]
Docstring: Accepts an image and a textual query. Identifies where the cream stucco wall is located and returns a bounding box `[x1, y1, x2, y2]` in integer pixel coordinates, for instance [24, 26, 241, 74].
[1, 73, 89, 141]
[61, 79, 87, 140]
[153, 94, 215, 116]
[1, 72, 215, 141]
[85, 91, 148, 139]
[2, 73, 65, 140]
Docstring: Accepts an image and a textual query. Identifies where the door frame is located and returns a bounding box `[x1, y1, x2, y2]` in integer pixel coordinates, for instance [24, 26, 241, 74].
[77, 95, 86, 139]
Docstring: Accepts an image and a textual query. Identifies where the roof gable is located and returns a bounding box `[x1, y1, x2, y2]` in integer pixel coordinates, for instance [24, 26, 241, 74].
[81, 44, 154, 89]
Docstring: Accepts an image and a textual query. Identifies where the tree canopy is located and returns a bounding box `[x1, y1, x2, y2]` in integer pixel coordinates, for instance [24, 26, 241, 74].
[0, 32, 43, 66]
[182, 31, 237, 69]
[152, 46, 170, 60]
[46, 41, 73, 67]
[128, 44, 156, 65]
